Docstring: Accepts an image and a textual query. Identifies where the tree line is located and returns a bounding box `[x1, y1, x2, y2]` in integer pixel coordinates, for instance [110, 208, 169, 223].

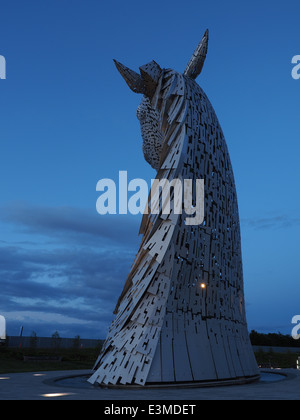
[250, 330, 300, 348]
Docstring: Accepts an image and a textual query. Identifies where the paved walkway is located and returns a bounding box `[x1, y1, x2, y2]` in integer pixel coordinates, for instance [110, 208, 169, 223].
[0, 369, 299, 400]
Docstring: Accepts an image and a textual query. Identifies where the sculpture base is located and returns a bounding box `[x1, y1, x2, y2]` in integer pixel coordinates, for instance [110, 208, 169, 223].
[95, 374, 260, 389]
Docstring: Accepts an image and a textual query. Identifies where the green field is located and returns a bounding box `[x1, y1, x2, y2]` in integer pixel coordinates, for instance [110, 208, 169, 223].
[254, 350, 300, 369]
[1, 345, 299, 374]
[0, 347, 101, 374]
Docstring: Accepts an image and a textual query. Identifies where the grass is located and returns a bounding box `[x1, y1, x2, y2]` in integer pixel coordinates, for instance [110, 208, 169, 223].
[1, 347, 299, 374]
[0, 346, 102, 374]
[254, 351, 300, 369]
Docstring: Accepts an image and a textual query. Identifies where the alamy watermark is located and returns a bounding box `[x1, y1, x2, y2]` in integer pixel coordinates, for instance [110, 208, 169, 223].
[0, 315, 6, 340]
[292, 55, 300, 80]
[96, 171, 204, 226]
[0, 55, 6, 79]
[291, 315, 300, 340]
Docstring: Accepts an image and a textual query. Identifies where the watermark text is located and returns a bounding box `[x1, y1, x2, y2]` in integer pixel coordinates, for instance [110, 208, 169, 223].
[96, 171, 204, 226]
[291, 315, 300, 340]
[0, 55, 6, 79]
[292, 55, 300, 80]
[0, 315, 6, 340]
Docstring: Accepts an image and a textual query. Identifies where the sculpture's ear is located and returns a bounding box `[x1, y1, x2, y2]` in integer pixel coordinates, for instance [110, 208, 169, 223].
[139, 61, 162, 98]
[113, 60, 147, 94]
[184, 29, 209, 79]
[113, 59, 162, 98]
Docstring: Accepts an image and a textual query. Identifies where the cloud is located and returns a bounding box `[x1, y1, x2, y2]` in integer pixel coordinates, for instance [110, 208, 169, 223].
[0, 202, 141, 247]
[0, 244, 136, 337]
[241, 214, 300, 230]
[0, 202, 142, 338]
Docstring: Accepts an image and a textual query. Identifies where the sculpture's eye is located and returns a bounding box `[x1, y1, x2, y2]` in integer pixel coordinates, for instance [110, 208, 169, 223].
[136, 105, 146, 121]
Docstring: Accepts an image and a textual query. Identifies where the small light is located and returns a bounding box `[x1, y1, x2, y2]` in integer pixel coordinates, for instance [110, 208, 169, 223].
[40, 393, 75, 398]
[0, 377, 10, 380]
[33, 374, 46, 377]
[200, 283, 206, 289]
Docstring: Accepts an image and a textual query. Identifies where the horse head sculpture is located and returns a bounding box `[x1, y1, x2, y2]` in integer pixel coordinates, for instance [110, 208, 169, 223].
[89, 30, 259, 387]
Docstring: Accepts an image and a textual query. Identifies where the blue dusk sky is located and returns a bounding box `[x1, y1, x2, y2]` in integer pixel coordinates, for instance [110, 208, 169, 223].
[0, 0, 299, 339]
